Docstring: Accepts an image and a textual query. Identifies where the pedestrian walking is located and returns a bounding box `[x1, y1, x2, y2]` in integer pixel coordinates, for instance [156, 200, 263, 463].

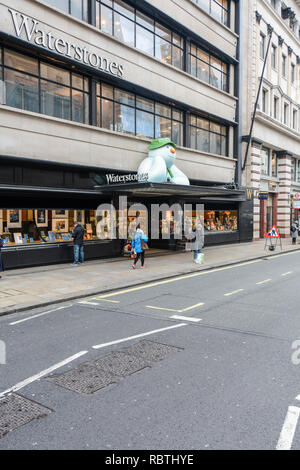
[291, 220, 298, 245]
[188, 221, 204, 263]
[71, 222, 85, 266]
[0, 236, 3, 278]
[131, 225, 148, 269]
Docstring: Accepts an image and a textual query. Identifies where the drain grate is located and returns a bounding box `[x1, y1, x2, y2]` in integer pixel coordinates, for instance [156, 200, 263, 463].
[0, 393, 52, 439]
[46, 340, 183, 395]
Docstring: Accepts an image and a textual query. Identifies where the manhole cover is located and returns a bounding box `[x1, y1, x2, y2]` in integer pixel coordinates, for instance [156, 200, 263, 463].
[121, 340, 183, 365]
[46, 340, 183, 395]
[0, 393, 52, 439]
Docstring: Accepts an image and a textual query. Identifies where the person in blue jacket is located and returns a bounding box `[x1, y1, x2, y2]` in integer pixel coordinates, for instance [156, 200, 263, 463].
[131, 224, 148, 269]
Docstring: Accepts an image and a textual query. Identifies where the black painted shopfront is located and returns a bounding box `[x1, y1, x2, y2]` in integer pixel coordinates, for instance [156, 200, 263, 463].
[0, 156, 253, 270]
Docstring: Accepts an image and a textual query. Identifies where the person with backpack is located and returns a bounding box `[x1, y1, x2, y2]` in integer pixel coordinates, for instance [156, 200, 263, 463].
[131, 224, 148, 269]
[71, 222, 85, 266]
[291, 221, 298, 245]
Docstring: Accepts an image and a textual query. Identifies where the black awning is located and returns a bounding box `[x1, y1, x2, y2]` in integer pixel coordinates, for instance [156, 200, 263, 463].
[95, 182, 246, 201]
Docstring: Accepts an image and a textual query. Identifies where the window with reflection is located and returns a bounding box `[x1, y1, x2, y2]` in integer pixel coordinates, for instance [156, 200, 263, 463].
[189, 115, 227, 156]
[43, 0, 88, 21]
[192, 0, 229, 26]
[261, 148, 270, 176]
[189, 43, 228, 91]
[96, 82, 183, 145]
[96, 0, 184, 70]
[1, 48, 89, 123]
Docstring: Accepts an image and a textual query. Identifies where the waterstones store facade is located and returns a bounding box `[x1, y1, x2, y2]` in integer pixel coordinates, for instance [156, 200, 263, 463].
[0, 0, 252, 269]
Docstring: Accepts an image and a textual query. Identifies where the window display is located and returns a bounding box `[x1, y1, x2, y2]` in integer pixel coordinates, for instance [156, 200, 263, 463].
[204, 210, 238, 231]
[0, 210, 98, 246]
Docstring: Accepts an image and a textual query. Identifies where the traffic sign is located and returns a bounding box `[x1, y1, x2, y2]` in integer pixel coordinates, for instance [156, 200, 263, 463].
[265, 225, 280, 238]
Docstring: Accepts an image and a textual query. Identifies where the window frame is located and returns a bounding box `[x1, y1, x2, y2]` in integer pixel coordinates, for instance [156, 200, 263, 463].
[1, 46, 90, 124]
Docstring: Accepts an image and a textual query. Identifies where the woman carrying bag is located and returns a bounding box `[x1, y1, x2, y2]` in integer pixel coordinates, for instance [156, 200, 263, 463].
[131, 224, 148, 269]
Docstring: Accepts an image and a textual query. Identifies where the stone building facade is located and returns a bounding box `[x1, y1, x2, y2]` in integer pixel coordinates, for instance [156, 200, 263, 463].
[242, 0, 300, 239]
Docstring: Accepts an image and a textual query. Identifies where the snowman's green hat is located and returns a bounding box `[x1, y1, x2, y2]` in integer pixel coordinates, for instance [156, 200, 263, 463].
[148, 138, 176, 150]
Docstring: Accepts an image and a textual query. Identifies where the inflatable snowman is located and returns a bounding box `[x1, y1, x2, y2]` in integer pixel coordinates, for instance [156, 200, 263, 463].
[137, 138, 190, 185]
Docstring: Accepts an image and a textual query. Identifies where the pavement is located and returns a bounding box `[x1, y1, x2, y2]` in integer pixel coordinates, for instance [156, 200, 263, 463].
[0, 238, 299, 317]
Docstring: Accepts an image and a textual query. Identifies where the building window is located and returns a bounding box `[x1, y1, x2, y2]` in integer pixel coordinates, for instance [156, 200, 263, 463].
[282, 54, 286, 77]
[291, 158, 296, 181]
[284, 103, 289, 125]
[262, 89, 268, 113]
[271, 44, 277, 68]
[291, 63, 295, 84]
[271, 151, 277, 177]
[297, 160, 300, 184]
[192, 0, 229, 26]
[260, 33, 265, 59]
[293, 109, 297, 130]
[96, 1, 184, 70]
[271, 0, 276, 9]
[189, 115, 228, 156]
[189, 44, 228, 92]
[96, 82, 184, 145]
[1, 48, 90, 123]
[273, 96, 279, 119]
[44, 0, 88, 21]
[261, 148, 269, 176]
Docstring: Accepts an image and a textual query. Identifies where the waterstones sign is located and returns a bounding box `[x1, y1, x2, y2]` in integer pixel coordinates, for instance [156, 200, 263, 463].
[8, 8, 124, 77]
[106, 173, 148, 184]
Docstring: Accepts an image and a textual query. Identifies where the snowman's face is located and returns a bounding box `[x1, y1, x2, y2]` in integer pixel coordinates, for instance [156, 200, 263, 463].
[160, 144, 176, 166]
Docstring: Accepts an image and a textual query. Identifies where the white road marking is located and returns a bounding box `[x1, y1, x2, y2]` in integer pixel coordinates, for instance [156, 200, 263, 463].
[92, 323, 187, 350]
[78, 301, 100, 306]
[224, 289, 244, 296]
[170, 315, 201, 323]
[0, 351, 88, 398]
[98, 299, 120, 303]
[282, 272, 292, 276]
[256, 279, 271, 285]
[276, 406, 300, 450]
[9, 306, 71, 326]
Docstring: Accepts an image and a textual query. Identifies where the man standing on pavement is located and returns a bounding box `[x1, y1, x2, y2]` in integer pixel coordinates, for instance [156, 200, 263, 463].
[71, 222, 85, 266]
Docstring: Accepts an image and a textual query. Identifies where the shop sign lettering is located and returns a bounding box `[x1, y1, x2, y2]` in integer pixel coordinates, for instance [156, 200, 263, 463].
[105, 173, 148, 184]
[8, 8, 124, 77]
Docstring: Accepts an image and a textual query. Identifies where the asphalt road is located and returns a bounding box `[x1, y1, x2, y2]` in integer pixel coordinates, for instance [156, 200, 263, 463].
[0, 250, 300, 450]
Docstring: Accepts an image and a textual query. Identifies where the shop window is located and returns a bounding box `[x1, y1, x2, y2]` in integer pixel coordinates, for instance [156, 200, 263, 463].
[2, 48, 90, 124]
[96, 1, 184, 70]
[189, 115, 227, 156]
[204, 210, 238, 231]
[291, 158, 296, 181]
[96, 82, 183, 145]
[0, 210, 97, 246]
[189, 44, 228, 92]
